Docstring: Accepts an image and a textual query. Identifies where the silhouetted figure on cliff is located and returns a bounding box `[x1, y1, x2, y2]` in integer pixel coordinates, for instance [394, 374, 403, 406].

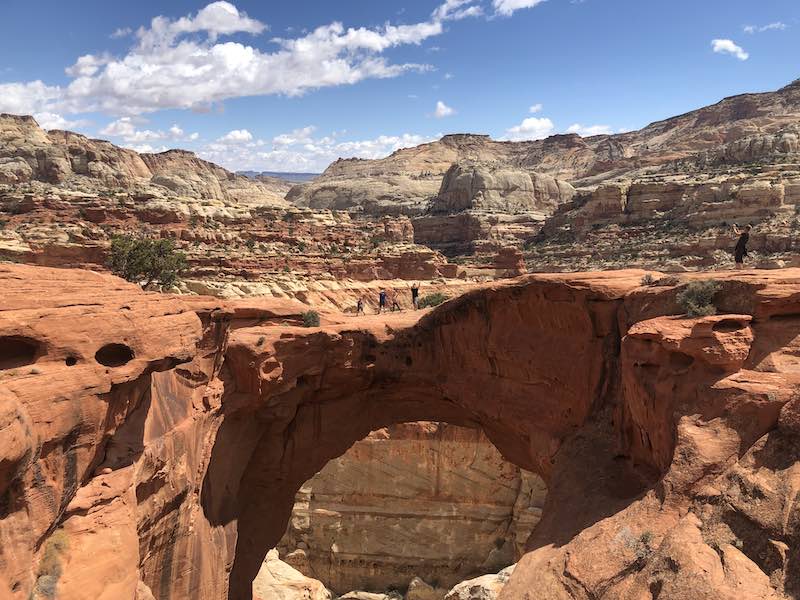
[411, 282, 420, 309]
[732, 223, 752, 269]
[356, 297, 365, 315]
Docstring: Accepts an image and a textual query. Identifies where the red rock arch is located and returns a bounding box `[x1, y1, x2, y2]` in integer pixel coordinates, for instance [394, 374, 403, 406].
[205, 273, 637, 599]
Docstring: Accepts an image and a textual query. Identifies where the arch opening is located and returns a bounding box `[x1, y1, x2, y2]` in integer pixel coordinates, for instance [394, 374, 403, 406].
[259, 421, 548, 598]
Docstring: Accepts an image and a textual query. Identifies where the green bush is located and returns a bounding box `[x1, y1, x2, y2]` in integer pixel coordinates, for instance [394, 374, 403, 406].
[676, 280, 720, 317]
[108, 235, 186, 290]
[417, 292, 450, 309]
[302, 310, 320, 328]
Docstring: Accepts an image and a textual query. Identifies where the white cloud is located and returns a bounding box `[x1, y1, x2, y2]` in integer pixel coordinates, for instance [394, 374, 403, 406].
[218, 128, 253, 143]
[100, 117, 197, 143]
[493, 0, 546, 17]
[137, 1, 266, 46]
[199, 128, 438, 172]
[125, 143, 169, 154]
[0, 81, 62, 115]
[434, 100, 455, 118]
[33, 112, 88, 130]
[272, 126, 316, 146]
[529, 103, 543, 113]
[433, 0, 484, 21]
[711, 39, 749, 61]
[743, 22, 786, 34]
[503, 116, 555, 141]
[0, 1, 536, 122]
[566, 123, 613, 136]
[111, 27, 133, 39]
[1, 1, 464, 118]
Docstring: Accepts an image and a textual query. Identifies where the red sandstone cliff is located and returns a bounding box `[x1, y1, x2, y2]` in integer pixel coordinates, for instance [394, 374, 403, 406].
[2, 264, 800, 599]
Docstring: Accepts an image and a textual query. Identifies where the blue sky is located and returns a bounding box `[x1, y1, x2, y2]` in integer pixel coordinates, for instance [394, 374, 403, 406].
[1, 0, 798, 172]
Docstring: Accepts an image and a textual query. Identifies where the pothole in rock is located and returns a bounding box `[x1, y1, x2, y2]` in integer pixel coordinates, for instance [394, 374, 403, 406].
[0, 336, 43, 371]
[95, 343, 135, 367]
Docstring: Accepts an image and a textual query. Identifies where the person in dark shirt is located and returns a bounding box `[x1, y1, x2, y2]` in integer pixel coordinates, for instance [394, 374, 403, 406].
[356, 297, 365, 315]
[411, 282, 420, 309]
[378, 289, 387, 313]
[732, 224, 752, 269]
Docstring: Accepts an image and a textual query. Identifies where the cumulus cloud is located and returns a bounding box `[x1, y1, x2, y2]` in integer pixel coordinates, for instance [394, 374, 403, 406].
[33, 112, 88, 130]
[1, 1, 492, 118]
[434, 100, 455, 118]
[529, 103, 543, 113]
[272, 126, 317, 146]
[502, 116, 555, 141]
[743, 22, 786, 34]
[199, 128, 438, 172]
[566, 123, 613, 136]
[218, 129, 253, 143]
[100, 117, 198, 143]
[711, 39, 749, 61]
[433, 0, 484, 21]
[0, 81, 62, 115]
[493, 0, 546, 17]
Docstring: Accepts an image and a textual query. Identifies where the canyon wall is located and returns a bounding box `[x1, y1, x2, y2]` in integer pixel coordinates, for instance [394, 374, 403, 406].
[3, 264, 800, 600]
[278, 422, 546, 594]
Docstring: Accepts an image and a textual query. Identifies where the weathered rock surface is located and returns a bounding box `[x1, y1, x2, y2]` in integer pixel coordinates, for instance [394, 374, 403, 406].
[278, 422, 546, 594]
[252, 550, 331, 600]
[4, 264, 800, 600]
[444, 565, 515, 600]
[0, 114, 289, 205]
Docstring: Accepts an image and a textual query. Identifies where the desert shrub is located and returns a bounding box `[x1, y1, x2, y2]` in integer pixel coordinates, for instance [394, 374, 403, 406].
[302, 310, 320, 328]
[418, 293, 450, 309]
[640, 273, 655, 286]
[634, 531, 655, 560]
[108, 234, 186, 290]
[676, 280, 720, 317]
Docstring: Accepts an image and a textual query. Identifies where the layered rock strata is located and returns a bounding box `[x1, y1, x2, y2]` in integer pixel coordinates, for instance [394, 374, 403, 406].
[278, 422, 546, 594]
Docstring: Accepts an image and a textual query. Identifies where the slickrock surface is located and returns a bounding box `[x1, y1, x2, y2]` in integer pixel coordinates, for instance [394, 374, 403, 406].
[278, 422, 546, 594]
[4, 264, 800, 600]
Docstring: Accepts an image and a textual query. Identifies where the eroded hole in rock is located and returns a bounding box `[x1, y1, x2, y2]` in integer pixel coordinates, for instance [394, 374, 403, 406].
[0, 336, 42, 370]
[95, 343, 135, 367]
[65, 356, 78, 367]
[712, 319, 748, 333]
[257, 422, 547, 599]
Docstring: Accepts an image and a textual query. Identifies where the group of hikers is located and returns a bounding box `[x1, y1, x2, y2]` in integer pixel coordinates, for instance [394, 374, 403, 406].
[355, 282, 420, 315]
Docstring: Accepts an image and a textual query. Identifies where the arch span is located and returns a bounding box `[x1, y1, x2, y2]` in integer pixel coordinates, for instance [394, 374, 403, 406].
[201, 273, 642, 599]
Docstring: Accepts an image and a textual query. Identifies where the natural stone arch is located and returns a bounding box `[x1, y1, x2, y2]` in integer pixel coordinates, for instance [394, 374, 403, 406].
[202, 273, 637, 599]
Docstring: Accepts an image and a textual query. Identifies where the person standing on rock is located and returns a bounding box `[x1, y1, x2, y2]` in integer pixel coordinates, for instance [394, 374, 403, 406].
[732, 223, 752, 269]
[411, 282, 420, 309]
[356, 297, 365, 316]
[378, 289, 387, 313]
[390, 291, 401, 312]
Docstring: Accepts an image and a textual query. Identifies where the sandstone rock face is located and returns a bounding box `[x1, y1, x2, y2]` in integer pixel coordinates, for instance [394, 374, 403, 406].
[433, 163, 574, 214]
[278, 422, 546, 594]
[252, 550, 332, 600]
[4, 265, 800, 600]
[0, 114, 288, 205]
